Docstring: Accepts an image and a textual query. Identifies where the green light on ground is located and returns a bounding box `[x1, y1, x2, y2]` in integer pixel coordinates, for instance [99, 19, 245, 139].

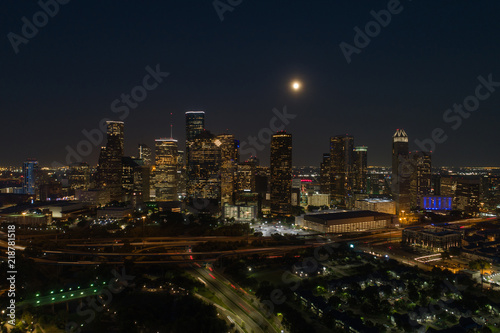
[77, 286, 81, 289]
[36, 301, 40, 304]
[36, 293, 40, 297]
[62, 296, 65, 298]
[51, 298, 55, 301]
[70, 294, 74, 297]
[93, 289, 97, 293]
[50, 291, 54, 294]
[80, 292, 84, 295]
[90, 284, 94, 287]
[60, 289, 63, 292]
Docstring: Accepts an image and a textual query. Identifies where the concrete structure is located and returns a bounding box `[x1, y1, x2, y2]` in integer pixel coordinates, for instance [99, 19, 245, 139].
[308, 194, 330, 207]
[96, 206, 133, 219]
[296, 210, 396, 233]
[223, 205, 257, 221]
[41, 202, 85, 219]
[354, 198, 396, 215]
[402, 227, 462, 251]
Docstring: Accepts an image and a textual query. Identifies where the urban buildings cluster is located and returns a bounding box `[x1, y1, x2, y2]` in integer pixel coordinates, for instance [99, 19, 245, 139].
[7, 117, 499, 222]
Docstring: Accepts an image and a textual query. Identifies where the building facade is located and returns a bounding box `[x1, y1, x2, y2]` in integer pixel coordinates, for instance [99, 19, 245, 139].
[154, 138, 178, 201]
[97, 121, 124, 202]
[270, 131, 292, 216]
[330, 135, 354, 207]
[392, 129, 410, 215]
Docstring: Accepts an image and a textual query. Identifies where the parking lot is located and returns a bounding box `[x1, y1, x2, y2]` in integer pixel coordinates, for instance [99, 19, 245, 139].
[251, 222, 313, 237]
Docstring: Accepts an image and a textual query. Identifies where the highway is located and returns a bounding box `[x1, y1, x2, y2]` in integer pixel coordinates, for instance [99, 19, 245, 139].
[189, 265, 277, 333]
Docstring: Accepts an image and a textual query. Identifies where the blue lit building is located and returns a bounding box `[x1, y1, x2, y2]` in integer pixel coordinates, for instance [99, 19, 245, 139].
[421, 196, 452, 211]
[22, 159, 38, 195]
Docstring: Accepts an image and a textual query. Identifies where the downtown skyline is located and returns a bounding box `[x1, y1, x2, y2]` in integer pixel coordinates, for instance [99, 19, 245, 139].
[2, 1, 500, 167]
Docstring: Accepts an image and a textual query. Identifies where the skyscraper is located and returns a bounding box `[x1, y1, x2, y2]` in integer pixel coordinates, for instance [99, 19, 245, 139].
[185, 111, 205, 141]
[22, 159, 38, 195]
[330, 135, 354, 207]
[392, 129, 410, 215]
[320, 153, 330, 195]
[187, 130, 221, 199]
[154, 138, 179, 201]
[270, 131, 292, 216]
[353, 146, 368, 194]
[215, 134, 239, 207]
[409, 151, 432, 209]
[97, 121, 124, 202]
[138, 144, 153, 166]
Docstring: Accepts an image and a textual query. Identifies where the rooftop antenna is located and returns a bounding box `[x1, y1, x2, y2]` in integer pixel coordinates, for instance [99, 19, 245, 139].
[170, 112, 173, 138]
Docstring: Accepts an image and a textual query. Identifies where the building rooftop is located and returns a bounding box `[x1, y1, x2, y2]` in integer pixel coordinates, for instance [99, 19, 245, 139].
[304, 210, 393, 223]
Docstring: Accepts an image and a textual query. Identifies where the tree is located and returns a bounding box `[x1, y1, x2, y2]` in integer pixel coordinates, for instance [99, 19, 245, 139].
[469, 260, 491, 289]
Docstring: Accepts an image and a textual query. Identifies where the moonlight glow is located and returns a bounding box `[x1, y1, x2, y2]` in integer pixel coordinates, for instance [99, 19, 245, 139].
[291, 81, 301, 91]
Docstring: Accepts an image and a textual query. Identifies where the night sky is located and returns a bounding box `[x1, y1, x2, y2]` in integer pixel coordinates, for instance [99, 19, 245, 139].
[1, 1, 500, 167]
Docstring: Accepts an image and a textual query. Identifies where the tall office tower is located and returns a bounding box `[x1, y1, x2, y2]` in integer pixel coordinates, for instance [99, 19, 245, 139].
[187, 131, 221, 199]
[270, 131, 292, 216]
[122, 157, 143, 194]
[392, 129, 410, 215]
[237, 160, 257, 193]
[138, 144, 153, 166]
[215, 134, 239, 206]
[22, 159, 38, 195]
[440, 176, 457, 197]
[153, 138, 179, 201]
[329, 135, 354, 207]
[97, 121, 125, 202]
[176, 150, 187, 196]
[353, 146, 368, 194]
[69, 162, 91, 190]
[185, 111, 205, 141]
[409, 151, 432, 209]
[320, 153, 331, 195]
[454, 177, 480, 215]
[122, 157, 150, 204]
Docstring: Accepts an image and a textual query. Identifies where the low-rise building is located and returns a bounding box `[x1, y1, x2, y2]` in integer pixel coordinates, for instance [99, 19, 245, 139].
[296, 210, 396, 233]
[354, 198, 396, 214]
[402, 227, 462, 251]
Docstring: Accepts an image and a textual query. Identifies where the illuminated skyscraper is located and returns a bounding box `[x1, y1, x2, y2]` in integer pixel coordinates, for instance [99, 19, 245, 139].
[138, 144, 153, 166]
[22, 159, 38, 195]
[320, 153, 330, 195]
[270, 131, 292, 216]
[185, 111, 205, 141]
[97, 121, 124, 201]
[353, 146, 368, 194]
[154, 138, 179, 201]
[392, 129, 410, 215]
[409, 151, 432, 209]
[215, 134, 239, 206]
[69, 162, 91, 190]
[330, 135, 354, 207]
[187, 131, 221, 199]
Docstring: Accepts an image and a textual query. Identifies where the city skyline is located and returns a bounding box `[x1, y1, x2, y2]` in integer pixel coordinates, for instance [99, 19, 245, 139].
[2, 1, 500, 167]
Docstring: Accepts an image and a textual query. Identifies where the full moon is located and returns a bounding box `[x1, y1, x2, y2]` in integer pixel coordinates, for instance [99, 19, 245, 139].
[291, 81, 301, 91]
